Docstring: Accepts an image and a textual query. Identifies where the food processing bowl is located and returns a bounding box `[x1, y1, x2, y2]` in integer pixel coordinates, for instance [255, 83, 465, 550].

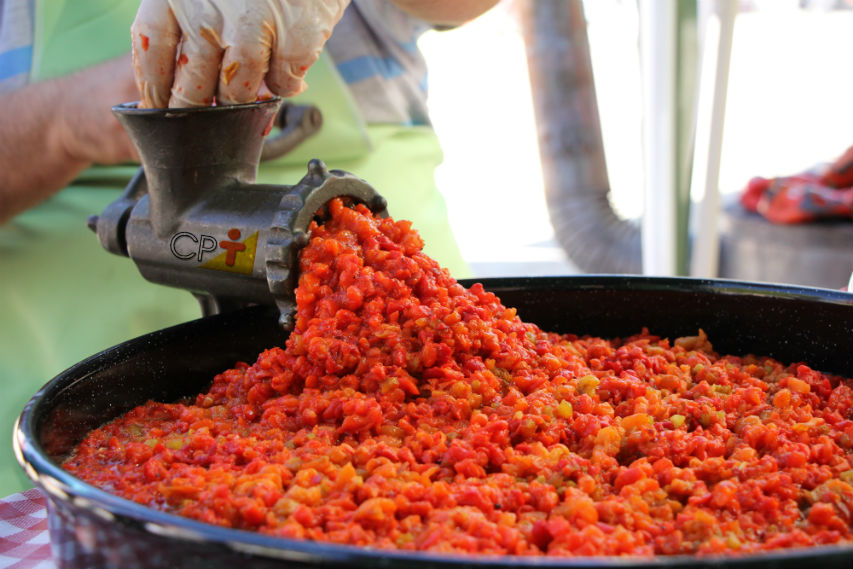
[15, 276, 853, 568]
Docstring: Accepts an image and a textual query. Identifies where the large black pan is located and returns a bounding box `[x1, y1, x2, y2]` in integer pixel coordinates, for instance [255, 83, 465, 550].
[15, 276, 853, 569]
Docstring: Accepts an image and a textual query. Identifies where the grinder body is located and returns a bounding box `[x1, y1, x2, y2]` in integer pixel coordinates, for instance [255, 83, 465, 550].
[90, 98, 387, 328]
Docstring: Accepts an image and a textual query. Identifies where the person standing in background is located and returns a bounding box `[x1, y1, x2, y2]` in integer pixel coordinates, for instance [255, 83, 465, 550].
[0, 0, 497, 496]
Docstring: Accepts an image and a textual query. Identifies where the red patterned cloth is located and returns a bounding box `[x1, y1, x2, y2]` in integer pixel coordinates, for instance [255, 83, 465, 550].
[0, 489, 54, 569]
[740, 146, 853, 223]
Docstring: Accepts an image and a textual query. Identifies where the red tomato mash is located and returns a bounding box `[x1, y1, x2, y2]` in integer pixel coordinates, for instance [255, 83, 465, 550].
[63, 199, 853, 556]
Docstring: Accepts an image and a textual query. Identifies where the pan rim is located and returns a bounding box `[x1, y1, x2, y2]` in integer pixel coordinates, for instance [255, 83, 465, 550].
[15, 275, 853, 567]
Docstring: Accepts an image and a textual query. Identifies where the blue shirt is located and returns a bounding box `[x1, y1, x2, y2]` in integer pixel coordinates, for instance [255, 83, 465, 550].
[0, 0, 33, 92]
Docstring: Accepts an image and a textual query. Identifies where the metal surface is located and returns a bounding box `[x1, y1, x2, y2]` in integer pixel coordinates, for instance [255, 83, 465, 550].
[718, 196, 853, 289]
[14, 276, 853, 569]
[88, 99, 387, 329]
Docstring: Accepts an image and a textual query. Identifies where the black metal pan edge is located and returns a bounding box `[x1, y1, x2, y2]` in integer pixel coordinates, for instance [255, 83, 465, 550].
[14, 276, 853, 568]
[459, 275, 853, 305]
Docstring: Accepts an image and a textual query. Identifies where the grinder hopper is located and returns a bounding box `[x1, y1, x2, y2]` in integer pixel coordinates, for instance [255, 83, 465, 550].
[88, 98, 387, 329]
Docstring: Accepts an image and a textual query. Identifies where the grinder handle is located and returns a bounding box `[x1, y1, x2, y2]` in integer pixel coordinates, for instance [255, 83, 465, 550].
[260, 103, 323, 162]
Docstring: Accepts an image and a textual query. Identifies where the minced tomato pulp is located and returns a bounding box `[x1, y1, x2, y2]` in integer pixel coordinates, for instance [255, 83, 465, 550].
[64, 199, 853, 556]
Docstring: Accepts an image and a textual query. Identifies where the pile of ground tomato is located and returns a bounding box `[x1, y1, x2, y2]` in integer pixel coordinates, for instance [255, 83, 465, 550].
[64, 199, 853, 556]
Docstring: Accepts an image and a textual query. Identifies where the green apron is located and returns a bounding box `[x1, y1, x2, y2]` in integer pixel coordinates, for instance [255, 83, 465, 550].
[0, 0, 468, 497]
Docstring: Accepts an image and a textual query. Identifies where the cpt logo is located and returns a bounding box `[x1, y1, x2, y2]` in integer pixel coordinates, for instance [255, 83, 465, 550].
[169, 228, 259, 274]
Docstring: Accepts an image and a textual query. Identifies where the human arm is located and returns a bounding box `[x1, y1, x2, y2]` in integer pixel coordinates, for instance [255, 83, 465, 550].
[0, 54, 138, 224]
[389, 0, 500, 27]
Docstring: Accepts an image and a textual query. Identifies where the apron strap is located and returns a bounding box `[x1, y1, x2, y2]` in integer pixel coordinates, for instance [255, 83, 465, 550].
[32, 0, 137, 82]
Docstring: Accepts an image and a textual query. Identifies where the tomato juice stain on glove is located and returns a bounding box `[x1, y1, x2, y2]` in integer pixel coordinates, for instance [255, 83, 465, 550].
[131, 0, 350, 108]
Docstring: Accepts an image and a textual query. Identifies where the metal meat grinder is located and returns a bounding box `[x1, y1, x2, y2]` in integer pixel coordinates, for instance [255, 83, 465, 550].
[88, 98, 388, 330]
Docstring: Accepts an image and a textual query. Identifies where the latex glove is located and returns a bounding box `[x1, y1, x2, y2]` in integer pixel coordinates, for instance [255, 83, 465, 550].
[131, 0, 349, 108]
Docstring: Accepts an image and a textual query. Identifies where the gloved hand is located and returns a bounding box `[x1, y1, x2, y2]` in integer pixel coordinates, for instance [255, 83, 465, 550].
[131, 0, 350, 108]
